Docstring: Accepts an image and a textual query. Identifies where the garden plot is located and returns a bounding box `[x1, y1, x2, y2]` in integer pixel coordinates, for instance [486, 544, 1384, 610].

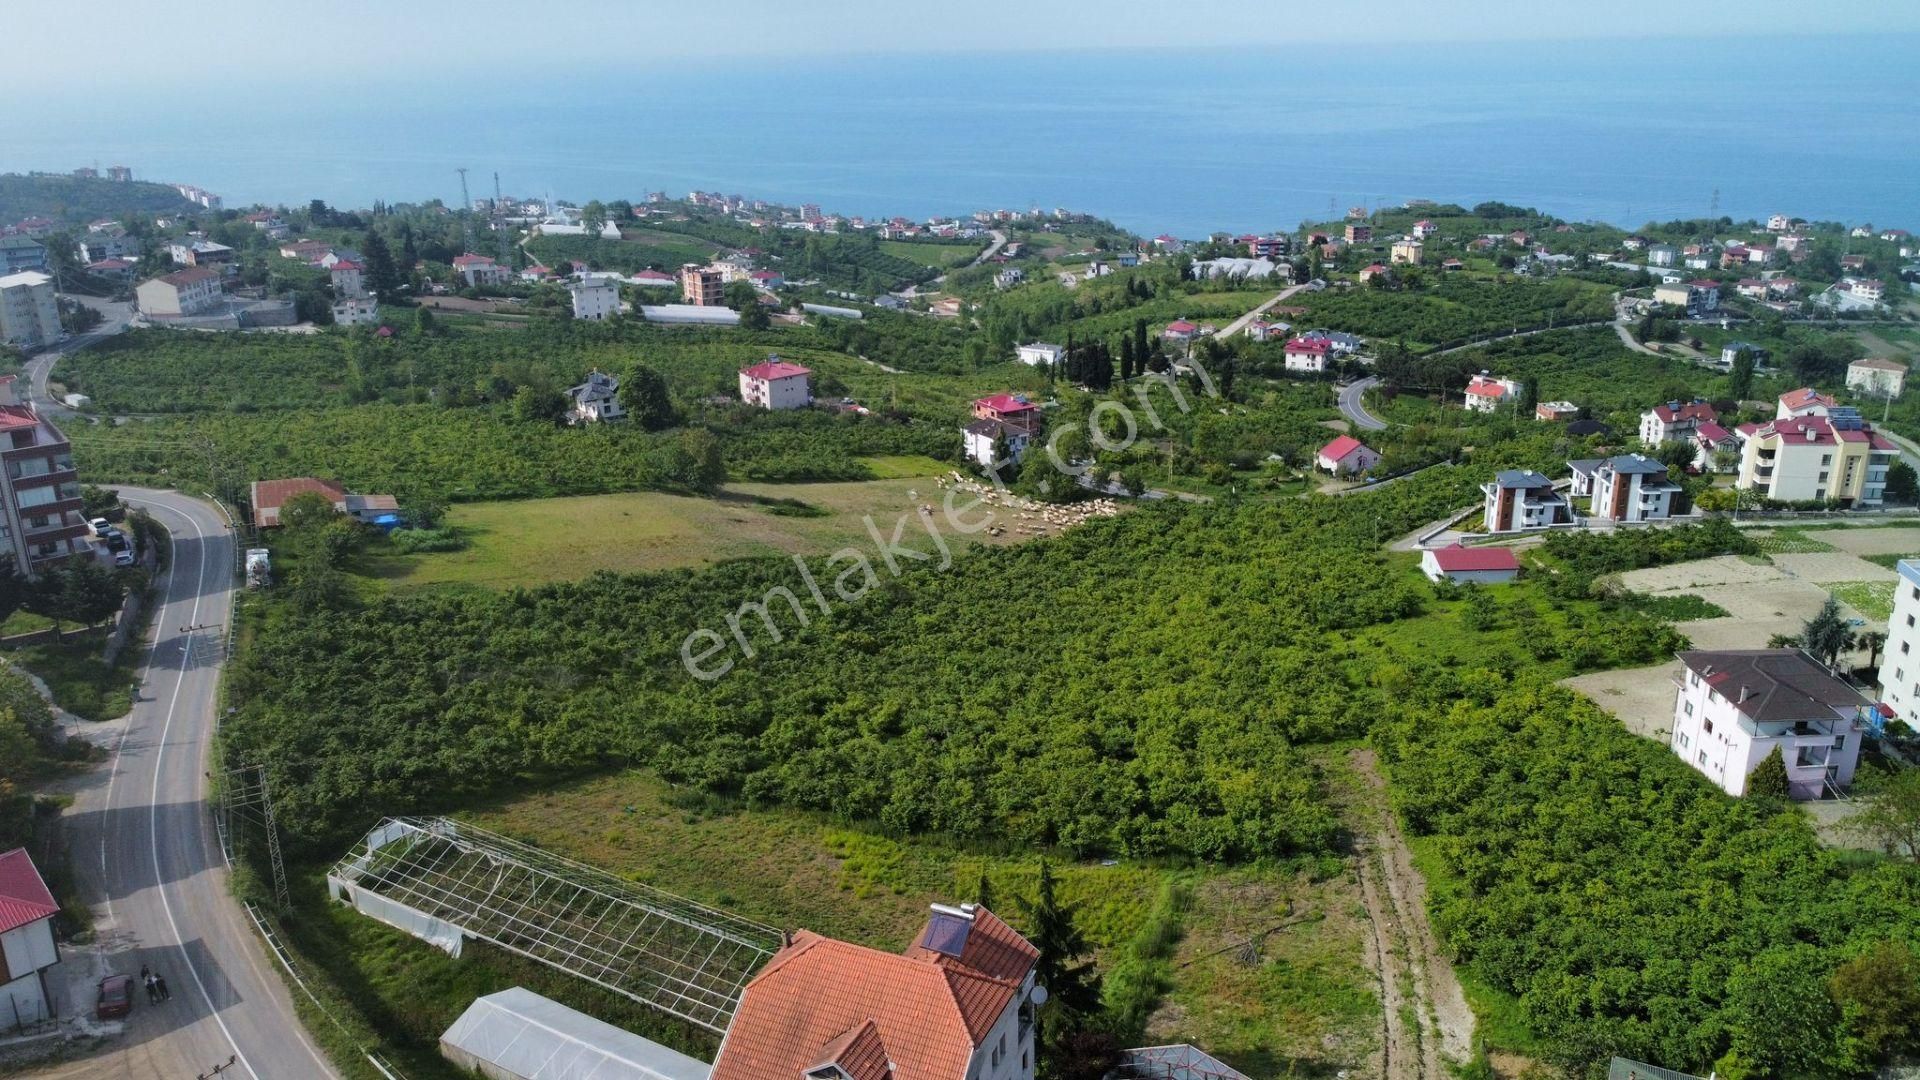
[1768, 552, 1900, 584]
[1816, 526, 1920, 556]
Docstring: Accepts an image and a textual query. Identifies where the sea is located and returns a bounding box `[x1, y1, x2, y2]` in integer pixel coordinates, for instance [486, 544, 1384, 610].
[6, 34, 1917, 237]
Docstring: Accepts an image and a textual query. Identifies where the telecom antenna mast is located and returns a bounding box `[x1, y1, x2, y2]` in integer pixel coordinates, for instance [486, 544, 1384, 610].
[456, 167, 474, 251]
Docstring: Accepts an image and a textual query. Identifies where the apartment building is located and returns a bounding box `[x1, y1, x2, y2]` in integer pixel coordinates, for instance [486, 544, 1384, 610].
[738, 357, 812, 410]
[1482, 469, 1572, 532]
[0, 272, 61, 350]
[1569, 453, 1684, 523]
[680, 263, 724, 306]
[1877, 560, 1920, 730]
[136, 268, 223, 318]
[0, 377, 90, 576]
[568, 273, 623, 321]
[1671, 649, 1866, 799]
[1734, 407, 1896, 506]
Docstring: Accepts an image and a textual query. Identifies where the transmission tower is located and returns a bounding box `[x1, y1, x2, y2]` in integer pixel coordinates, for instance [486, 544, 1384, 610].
[456, 167, 474, 253]
[220, 765, 291, 913]
[1709, 187, 1720, 219]
[494, 171, 511, 263]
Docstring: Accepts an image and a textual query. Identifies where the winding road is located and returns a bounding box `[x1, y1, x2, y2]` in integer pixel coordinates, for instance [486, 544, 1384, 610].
[28, 488, 335, 1080]
[1338, 376, 1389, 431]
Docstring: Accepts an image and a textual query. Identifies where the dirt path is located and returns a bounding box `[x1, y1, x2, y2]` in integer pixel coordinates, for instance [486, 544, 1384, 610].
[1349, 748, 1475, 1079]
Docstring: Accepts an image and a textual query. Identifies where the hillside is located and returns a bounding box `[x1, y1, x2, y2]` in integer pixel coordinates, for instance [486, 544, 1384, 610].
[0, 172, 199, 226]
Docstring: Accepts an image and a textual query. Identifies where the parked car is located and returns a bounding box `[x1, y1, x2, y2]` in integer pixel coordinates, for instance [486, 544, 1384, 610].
[114, 550, 135, 567]
[88, 517, 112, 535]
[96, 973, 134, 1019]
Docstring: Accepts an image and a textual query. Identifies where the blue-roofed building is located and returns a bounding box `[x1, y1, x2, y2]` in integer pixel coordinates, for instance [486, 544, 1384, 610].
[1481, 469, 1572, 533]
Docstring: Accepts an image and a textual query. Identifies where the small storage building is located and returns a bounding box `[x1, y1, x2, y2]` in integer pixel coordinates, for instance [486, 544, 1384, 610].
[1421, 544, 1521, 584]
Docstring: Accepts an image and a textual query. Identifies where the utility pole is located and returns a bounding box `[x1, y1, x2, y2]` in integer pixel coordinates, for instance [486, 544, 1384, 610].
[456, 167, 473, 253]
[493, 171, 511, 264]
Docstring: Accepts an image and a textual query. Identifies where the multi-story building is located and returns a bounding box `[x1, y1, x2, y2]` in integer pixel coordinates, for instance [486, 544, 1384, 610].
[738, 357, 812, 411]
[1671, 649, 1866, 799]
[1847, 357, 1907, 400]
[1735, 408, 1897, 506]
[710, 902, 1041, 1080]
[568, 273, 623, 321]
[1652, 280, 1719, 316]
[1776, 386, 1836, 419]
[1878, 561, 1920, 729]
[136, 268, 223, 318]
[1344, 223, 1372, 243]
[450, 253, 508, 288]
[680, 263, 724, 306]
[1638, 399, 1717, 446]
[1569, 453, 1684, 523]
[1283, 337, 1332, 373]
[0, 272, 62, 350]
[0, 377, 90, 576]
[331, 297, 379, 326]
[1463, 373, 1520, 413]
[330, 259, 366, 300]
[106, 165, 132, 182]
[0, 236, 48, 275]
[0, 847, 62, 1030]
[963, 393, 1043, 468]
[78, 234, 141, 263]
[566, 369, 625, 423]
[167, 240, 234, 267]
[1482, 469, 1572, 532]
[1389, 238, 1423, 265]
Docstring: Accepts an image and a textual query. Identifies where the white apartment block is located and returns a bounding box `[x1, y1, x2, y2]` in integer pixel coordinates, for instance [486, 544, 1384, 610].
[738, 358, 812, 410]
[0, 272, 61, 349]
[1671, 649, 1866, 799]
[568, 273, 624, 321]
[1876, 561, 1920, 731]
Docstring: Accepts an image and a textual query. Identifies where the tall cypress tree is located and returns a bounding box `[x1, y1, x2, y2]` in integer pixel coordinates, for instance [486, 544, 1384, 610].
[1132, 319, 1149, 369]
[361, 230, 400, 302]
[1021, 860, 1100, 1021]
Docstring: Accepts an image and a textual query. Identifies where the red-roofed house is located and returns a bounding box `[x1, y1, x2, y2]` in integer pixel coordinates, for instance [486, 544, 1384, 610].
[748, 269, 785, 290]
[1638, 399, 1717, 445]
[1692, 421, 1742, 472]
[739, 357, 813, 410]
[1411, 220, 1437, 239]
[1316, 435, 1380, 476]
[1776, 387, 1837, 419]
[1420, 543, 1521, 584]
[1464, 373, 1519, 413]
[1284, 336, 1333, 373]
[1357, 263, 1389, 283]
[451, 253, 507, 288]
[710, 903, 1040, 1080]
[1163, 319, 1198, 343]
[0, 847, 61, 1029]
[250, 477, 400, 528]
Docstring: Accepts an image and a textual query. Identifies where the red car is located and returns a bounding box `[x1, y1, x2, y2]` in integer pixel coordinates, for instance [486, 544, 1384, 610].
[96, 974, 135, 1019]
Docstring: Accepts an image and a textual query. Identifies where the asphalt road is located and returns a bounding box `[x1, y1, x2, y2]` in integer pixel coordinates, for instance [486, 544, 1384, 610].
[33, 488, 336, 1080]
[1339, 376, 1389, 431]
[24, 297, 133, 415]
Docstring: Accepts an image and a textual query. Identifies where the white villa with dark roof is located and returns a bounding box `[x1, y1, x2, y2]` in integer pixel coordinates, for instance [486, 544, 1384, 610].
[1566, 454, 1684, 523]
[1482, 470, 1572, 533]
[567, 370, 624, 424]
[1671, 649, 1868, 799]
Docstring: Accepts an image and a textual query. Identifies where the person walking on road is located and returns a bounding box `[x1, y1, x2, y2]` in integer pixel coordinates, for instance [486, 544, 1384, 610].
[155, 974, 171, 1001]
[144, 973, 158, 1004]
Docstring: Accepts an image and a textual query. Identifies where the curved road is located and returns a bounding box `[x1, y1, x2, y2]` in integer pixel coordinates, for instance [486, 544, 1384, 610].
[37, 488, 335, 1080]
[24, 297, 133, 417]
[1339, 376, 1389, 431]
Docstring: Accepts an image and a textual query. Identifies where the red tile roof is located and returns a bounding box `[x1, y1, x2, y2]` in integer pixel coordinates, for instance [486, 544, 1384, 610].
[158, 267, 219, 286]
[1429, 544, 1520, 573]
[1687, 278, 1721, 289]
[452, 253, 495, 267]
[1778, 387, 1836, 412]
[250, 477, 347, 527]
[740, 360, 811, 381]
[975, 393, 1038, 415]
[0, 848, 59, 935]
[1165, 320, 1198, 333]
[1318, 435, 1367, 462]
[1694, 421, 1732, 442]
[1651, 401, 1716, 423]
[1285, 337, 1332, 355]
[1465, 382, 1506, 398]
[329, 260, 363, 272]
[712, 906, 1036, 1080]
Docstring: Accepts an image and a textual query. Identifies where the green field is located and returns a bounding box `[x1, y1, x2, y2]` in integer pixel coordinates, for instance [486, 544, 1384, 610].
[450, 768, 1378, 1076]
[877, 239, 981, 268]
[1830, 580, 1897, 622]
[360, 462, 1059, 590]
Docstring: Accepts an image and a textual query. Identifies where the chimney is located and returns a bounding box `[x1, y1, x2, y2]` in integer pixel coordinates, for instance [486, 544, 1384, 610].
[1738, 685, 1750, 705]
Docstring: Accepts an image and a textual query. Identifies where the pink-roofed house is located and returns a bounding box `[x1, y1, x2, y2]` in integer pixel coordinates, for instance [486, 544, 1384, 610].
[1464, 373, 1519, 413]
[1162, 319, 1198, 343]
[1284, 336, 1334, 373]
[0, 847, 62, 1029]
[1316, 435, 1380, 476]
[739, 357, 813, 410]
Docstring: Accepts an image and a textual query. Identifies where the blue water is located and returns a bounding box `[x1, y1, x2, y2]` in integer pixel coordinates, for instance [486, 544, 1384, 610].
[6, 35, 1917, 236]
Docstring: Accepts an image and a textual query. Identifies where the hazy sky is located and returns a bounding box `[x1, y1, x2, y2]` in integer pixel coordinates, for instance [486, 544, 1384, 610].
[11, 0, 1918, 89]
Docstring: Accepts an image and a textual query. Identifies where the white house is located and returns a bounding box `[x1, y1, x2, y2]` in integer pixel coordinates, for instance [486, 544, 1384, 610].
[1647, 244, 1678, 267]
[566, 369, 624, 424]
[1284, 337, 1333, 373]
[1584, 453, 1684, 523]
[1692, 421, 1742, 473]
[1639, 400, 1717, 446]
[1482, 469, 1572, 532]
[451, 254, 508, 288]
[964, 418, 1031, 468]
[1847, 357, 1907, 400]
[0, 848, 61, 1032]
[1316, 435, 1379, 476]
[568, 273, 623, 321]
[1463, 373, 1520, 413]
[1671, 649, 1867, 799]
[739, 358, 812, 410]
[1877, 561, 1920, 729]
[1015, 343, 1065, 367]
[330, 260, 367, 300]
[135, 268, 223, 318]
[331, 297, 379, 326]
[1420, 544, 1521, 584]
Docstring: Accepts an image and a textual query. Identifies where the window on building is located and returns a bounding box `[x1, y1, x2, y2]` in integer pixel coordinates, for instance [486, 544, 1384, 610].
[1818, 472, 1829, 482]
[1835, 735, 1846, 752]
[1822, 454, 1832, 465]
[1704, 719, 1713, 734]
[1684, 701, 1693, 716]
[1698, 751, 1708, 766]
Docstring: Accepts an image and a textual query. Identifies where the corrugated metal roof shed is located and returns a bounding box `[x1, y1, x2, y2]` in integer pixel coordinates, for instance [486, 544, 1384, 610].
[439, 987, 712, 1080]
